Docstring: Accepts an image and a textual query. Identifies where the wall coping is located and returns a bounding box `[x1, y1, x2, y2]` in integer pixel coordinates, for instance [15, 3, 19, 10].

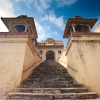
[66, 34, 100, 55]
[0, 32, 39, 57]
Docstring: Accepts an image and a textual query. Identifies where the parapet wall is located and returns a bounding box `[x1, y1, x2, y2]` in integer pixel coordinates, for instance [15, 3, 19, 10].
[21, 39, 41, 82]
[0, 32, 41, 96]
[94, 24, 100, 33]
[58, 49, 67, 68]
[66, 34, 100, 94]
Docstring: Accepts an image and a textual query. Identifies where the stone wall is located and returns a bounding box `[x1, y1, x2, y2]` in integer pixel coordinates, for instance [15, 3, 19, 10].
[0, 33, 41, 96]
[58, 49, 67, 68]
[66, 35, 100, 94]
[22, 43, 41, 82]
[94, 24, 100, 33]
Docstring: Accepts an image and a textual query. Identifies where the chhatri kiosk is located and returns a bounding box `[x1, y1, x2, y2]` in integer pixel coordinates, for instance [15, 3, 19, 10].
[1, 15, 38, 46]
[63, 16, 97, 38]
[63, 16, 100, 94]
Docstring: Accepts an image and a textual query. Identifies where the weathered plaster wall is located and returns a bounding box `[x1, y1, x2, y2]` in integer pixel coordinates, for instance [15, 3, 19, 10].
[66, 36, 100, 94]
[0, 42, 26, 96]
[22, 44, 41, 81]
[94, 24, 100, 33]
[0, 35, 41, 96]
[58, 49, 67, 68]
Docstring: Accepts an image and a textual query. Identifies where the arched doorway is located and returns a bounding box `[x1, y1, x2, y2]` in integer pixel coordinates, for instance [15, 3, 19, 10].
[46, 51, 55, 60]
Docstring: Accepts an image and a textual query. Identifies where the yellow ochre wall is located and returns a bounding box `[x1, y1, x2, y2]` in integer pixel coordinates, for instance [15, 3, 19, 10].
[22, 44, 41, 82]
[58, 49, 67, 68]
[94, 24, 100, 33]
[0, 35, 41, 96]
[66, 35, 100, 94]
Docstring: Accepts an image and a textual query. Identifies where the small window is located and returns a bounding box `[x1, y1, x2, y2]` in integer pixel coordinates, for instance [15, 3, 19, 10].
[39, 50, 43, 55]
[15, 25, 25, 32]
[58, 50, 61, 54]
[75, 24, 89, 32]
[15, 25, 29, 32]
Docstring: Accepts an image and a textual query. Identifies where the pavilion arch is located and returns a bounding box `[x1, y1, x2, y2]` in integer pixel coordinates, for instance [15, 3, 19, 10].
[46, 50, 55, 60]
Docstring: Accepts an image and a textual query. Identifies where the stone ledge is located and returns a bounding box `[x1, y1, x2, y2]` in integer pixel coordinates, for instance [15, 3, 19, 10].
[66, 35, 100, 55]
[0, 32, 29, 36]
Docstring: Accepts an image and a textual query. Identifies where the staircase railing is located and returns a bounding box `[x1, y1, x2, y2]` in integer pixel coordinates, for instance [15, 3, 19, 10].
[67, 65, 77, 72]
[23, 60, 41, 73]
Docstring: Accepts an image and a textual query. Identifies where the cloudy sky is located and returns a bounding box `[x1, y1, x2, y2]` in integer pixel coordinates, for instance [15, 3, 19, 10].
[0, 0, 100, 46]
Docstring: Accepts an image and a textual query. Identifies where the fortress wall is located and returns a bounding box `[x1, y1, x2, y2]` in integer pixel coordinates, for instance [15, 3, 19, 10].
[58, 49, 67, 68]
[21, 43, 41, 82]
[0, 33, 42, 96]
[94, 24, 100, 33]
[66, 35, 100, 94]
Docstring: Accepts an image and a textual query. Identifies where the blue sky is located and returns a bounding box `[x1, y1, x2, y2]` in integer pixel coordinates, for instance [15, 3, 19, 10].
[0, 0, 100, 47]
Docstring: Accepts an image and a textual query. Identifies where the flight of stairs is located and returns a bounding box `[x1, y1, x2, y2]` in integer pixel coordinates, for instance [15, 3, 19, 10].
[5, 61, 98, 100]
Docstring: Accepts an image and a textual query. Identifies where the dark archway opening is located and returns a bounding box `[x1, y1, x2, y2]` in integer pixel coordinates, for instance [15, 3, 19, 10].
[46, 51, 55, 60]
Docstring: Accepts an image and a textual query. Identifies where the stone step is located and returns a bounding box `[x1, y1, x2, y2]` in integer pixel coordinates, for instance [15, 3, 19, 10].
[21, 84, 77, 88]
[22, 81, 74, 85]
[30, 73, 69, 75]
[27, 76, 71, 78]
[20, 84, 82, 88]
[33, 69, 67, 71]
[24, 79, 75, 84]
[33, 70, 67, 72]
[16, 87, 88, 93]
[6, 92, 97, 99]
[24, 81, 74, 85]
[29, 74, 70, 77]
[26, 77, 73, 81]
[29, 76, 73, 79]
[30, 72, 70, 75]
[32, 68, 67, 71]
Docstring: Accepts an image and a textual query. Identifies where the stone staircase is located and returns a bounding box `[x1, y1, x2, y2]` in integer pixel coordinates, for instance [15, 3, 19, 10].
[5, 61, 98, 100]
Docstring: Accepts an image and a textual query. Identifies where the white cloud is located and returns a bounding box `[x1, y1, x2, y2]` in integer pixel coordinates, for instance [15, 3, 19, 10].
[40, 0, 51, 10]
[15, 0, 33, 9]
[56, 0, 78, 7]
[35, 20, 49, 41]
[35, 21, 60, 42]
[53, 31, 59, 35]
[14, 0, 20, 2]
[33, 0, 51, 12]
[41, 11, 65, 30]
[16, 0, 51, 12]
[0, 0, 15, 32]
[0, 0, 14, 17]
